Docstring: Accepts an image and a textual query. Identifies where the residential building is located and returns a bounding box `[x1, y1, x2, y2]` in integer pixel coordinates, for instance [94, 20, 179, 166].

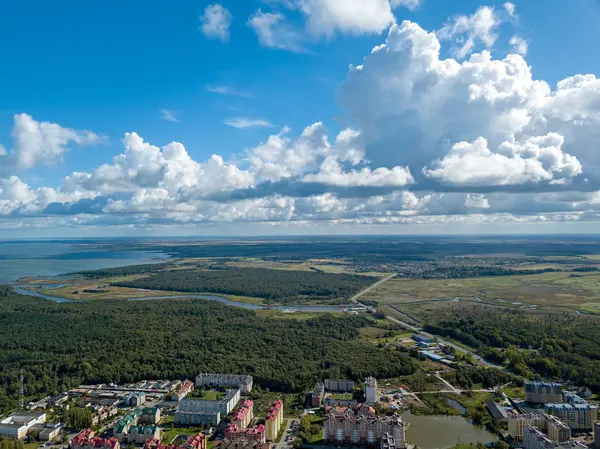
[92, 405, 118, 425]
[174, 410, 221, 427]
[523, 427, 587, 449]
[509, 414, 571, 443]
[546, 415, 571, 443]
[39, 423, 65, 441]
[232, 400, 254, 429]
[70, 429, 120, 449]
[323, 405, 405, 448]
[213, 440, 270, 449]
[593, 421, 600, 448]
[126, 425, 161, 444]
[144, 433, 206, 449]
[486, 401, 508, 423]
[365, 377, 377, 405]
[509, 414, 549, 440]
[265, 400, 284, 441]
[381, 432, 398, 449]
[195, 374, 253, 394]
[312, 383, 325, 407]
[525, 381, 563, 404]
[546, 403, 598, 431]
[114, 410, 143, 441]
[0, 412, 47, 439]
[124, 392, 146, 407]
[324, 380, 355, 393]
[180, 389, 240, 415]
[172, 380, 194, 401]
[224, 424, 266, 443]
[140, 407, 161, 425]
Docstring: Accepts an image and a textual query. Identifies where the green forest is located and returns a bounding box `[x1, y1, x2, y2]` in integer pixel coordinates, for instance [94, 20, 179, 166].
[0, 286, 415, 414]
[112, 267, 375, 303]
[423, 305, 600, 391]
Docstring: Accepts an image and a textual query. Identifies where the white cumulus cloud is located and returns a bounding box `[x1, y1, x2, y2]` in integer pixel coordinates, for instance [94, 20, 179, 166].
[200, 4, 233, 42]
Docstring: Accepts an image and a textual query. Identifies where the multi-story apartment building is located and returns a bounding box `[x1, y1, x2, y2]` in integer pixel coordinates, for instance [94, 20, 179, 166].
[324, 380, 355, 393]
[140, 407, 161, 425]
[172, 380, 195, 401]
[546, 403, 598, 431]
[144, 433, 206, 449]
[508, 414, 570, 442]
[525, 381, 563, 404]
[365, 377, 378, 405]
[232, 400, 254, 428]
[323, 405, 405, 448]
[224, 424, 266, 443]
[312, 383, 325, 407]
[114, 410, 143, 441]
[0, 412, 47, 439]
[594, 421, 600, 448]
[182, 389, 241, 415]
[265, 400, 284, 441]
[523, 427, 587, 449]
[195, 374, 253, 394]
[70, 429, 120, 449]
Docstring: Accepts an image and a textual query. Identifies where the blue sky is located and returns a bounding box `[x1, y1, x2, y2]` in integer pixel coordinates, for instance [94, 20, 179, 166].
[1, 0, 600, 236]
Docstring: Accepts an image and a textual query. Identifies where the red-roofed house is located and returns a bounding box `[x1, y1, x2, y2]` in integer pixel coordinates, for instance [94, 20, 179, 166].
[232, 400, 254, 429]
[70, 429, 120, 449]
[143, 433, 206, 449]
[225, 423, 266, 443]
[172, 380, 195, 401]
[265, 400, 283, 441]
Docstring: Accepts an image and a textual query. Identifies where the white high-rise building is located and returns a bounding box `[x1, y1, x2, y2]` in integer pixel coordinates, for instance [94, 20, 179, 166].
[365, 376, 377, 404]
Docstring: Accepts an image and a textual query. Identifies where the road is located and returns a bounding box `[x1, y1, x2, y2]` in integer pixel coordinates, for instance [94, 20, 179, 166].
[274, 418, 294, 449]
[385, 316, 507, 372]
[435, 373, 460, 394]
[350, 273, 397, 305]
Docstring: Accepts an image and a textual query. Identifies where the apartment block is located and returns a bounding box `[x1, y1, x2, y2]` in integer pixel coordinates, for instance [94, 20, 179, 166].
[232, 400, 254, 429]
[546, 403, 598, 431]
[324, 380, 355, 393]
[224, 423, 266, 443]
[525, 381, 563, 404]
[323, 405, 405, 448]
[195, 374, 253, 394]
[365, 377, 378, 405]
[523, 427, 587, 449]
[312, 383, 325, 407]
[594, 421, 600, 448]
[140, 407, 161, 425]
[508, 414, 571, 442]
[265, 400, 284, 441]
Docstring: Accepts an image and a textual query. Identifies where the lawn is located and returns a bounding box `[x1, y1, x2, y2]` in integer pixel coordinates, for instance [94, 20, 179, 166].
[190, 389, 224, 400]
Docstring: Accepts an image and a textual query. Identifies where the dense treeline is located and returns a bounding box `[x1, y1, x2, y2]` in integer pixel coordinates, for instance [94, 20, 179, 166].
[441, 365, 521, 389]
[406, 266, 560, 279]
[66, 407, 94, 429]
[0, 289, 416, 414]
[75, 262, 173, 279]
[424, 306, 600, 391]
[113, 268, 375, 304]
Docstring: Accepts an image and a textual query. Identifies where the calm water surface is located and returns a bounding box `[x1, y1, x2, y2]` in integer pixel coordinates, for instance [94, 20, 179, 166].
[403, 412, 497, 449]
[0, 241, 168, 284]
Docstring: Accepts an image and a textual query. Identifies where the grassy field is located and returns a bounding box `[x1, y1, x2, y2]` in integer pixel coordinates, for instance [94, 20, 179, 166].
[363, 271, 600, 313]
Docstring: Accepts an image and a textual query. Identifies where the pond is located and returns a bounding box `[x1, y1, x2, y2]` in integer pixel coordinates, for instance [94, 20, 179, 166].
[402, 411, 497, 449]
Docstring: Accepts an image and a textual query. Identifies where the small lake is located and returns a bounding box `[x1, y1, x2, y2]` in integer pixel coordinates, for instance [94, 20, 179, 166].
[402, 412, 497, 449]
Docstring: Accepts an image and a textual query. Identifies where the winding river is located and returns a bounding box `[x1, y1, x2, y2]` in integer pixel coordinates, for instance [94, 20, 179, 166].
[12, 284, 364, 313]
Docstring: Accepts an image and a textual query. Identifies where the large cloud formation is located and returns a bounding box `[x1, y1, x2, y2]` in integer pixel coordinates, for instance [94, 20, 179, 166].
[3, 4, 600, 232]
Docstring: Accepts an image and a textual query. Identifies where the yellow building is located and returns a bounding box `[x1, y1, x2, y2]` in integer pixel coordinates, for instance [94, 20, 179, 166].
[509, 414, 547, 440]
[265, 400, 283, 441]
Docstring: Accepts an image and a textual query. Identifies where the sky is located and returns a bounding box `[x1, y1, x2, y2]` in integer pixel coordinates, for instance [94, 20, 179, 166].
[1, 0, 600, 237]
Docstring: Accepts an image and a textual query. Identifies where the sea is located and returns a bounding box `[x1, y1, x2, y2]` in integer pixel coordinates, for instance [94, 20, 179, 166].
[0, 240, 169, 284]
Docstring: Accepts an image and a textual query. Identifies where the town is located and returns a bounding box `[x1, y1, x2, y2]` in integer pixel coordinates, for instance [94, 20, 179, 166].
[2, 367, 600, 449]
